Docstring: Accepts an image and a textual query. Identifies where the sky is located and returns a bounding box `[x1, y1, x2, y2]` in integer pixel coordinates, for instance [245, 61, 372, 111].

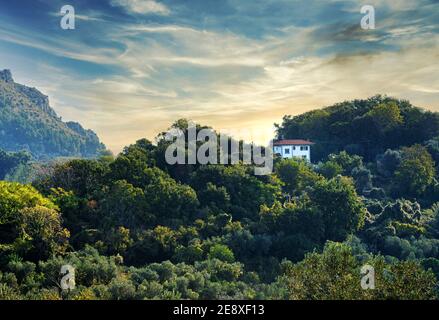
[0, 0, 438, 153]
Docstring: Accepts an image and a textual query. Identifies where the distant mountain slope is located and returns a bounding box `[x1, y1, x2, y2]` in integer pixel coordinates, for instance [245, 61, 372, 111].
[275, 95, 439, 161]
[0, 69, 105, 159]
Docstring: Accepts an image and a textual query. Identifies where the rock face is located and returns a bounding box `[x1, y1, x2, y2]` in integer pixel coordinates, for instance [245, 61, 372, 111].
[0, 69, 105, 159]
[14, 83, 58, 118]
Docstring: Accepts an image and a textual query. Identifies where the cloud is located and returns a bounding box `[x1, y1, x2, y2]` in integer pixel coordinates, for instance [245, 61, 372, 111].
[92, 78, 178, 98]
[110, 0, 170, 15]
[1, 0, 438, 153]
[50, 10, 106, 22]
[0, 20, 121, 65]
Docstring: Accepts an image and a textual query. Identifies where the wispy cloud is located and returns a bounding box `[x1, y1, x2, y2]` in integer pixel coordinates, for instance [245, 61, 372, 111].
[0, 0, 437, 153]
[110, 0, 170, 15]
[50, 10, 106, 22]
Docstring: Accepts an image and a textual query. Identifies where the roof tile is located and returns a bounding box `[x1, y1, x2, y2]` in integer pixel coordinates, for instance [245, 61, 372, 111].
[273, 139, 314, 146]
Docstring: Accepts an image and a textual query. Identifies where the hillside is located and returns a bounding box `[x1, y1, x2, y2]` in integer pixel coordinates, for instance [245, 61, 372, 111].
[275, 95, 439, 161]
[0, 69, 105, 159]
[1, 103, 439, 300]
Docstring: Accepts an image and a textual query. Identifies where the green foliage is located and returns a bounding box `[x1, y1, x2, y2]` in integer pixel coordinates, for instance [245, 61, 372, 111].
[108, 139, 156, 187]
[275, 158, 322, 195]
[376, 149, 402, 177]
[425, 136, 439, 164]
[366, 101, 404, 131]
[34, 159, 109, 198]
[190, 164, 281, 220]
[327, 151, 363, 175]
[198, 182, 231, 212]
[100, 180, 149, 229]
[276, 95, 439, 161]
[285, 242, 437, 300]
[0, 71, 105, 159]
[317, 160, 343, 179]
[0, 181, 56, 224]
[16, 206, 69, 260]
[208, 244, 235, 263]
[0, 149, 30, 179]
[308, 176, 367, 241]
[2, 99, 439, 300]
[0, 181, 67, 261]
[394, 145, 436, 197]
[144, 169, 199, 226]
[39, 246, 118, 288]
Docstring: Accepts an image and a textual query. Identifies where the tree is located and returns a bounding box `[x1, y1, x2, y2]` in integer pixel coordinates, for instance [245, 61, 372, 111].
[317, 160, 343, 179]
[190, 164, 281, 220]
[17, 206, 70, 260]
[327, 151, 363, 176]
[308, 176, 366, 241]
[425, 136, 439, 163]
[104, 226, 133, 256]
[259, 201, 325, 261]
[108, 139, 156, 188]
[208, 244, 235, 263]
[197, 182, 230, 212]
[376, 149, 402, 177]
[285, 242, 437, 300]
[275, 158, 322, 195]
[144, 168, 199, 226]
[39, 246, 118, 288]
[0, 181, 68, 260]
[366, 101, 403, 132]
[0, 149, 30, 179]
[351, 166, 373, 193]
[0, 181, 56, 226]
[394, 145, 436, 197]
[100, 180, 150, 229]
[3, 108, 439, 300]
[34, 159, 109, 198]
[276, 96, 438, 161]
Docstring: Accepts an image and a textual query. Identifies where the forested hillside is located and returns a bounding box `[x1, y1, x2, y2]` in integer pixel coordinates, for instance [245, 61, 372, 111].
[0, 98, 439, 300]
[0, 69, 105, 160]
[276, 95, 439, 161]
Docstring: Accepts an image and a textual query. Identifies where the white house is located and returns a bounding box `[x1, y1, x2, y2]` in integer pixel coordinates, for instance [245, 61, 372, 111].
[273, 139, 314, 162]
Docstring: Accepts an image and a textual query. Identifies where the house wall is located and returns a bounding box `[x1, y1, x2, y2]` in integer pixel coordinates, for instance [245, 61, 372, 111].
[274, 145, 311, 162]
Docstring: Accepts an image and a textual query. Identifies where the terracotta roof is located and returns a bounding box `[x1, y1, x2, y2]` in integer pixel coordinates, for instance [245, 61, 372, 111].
[273, 139, 314, 146]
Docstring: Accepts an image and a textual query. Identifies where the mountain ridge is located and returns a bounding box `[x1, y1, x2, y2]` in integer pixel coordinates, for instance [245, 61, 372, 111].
[0, 69, 105, 159]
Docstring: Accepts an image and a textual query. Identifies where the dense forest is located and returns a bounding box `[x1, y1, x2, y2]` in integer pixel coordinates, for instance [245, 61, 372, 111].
[1, 96, 439, 300]
[0, 69, 105, 160]
[276, 95, 439, 162]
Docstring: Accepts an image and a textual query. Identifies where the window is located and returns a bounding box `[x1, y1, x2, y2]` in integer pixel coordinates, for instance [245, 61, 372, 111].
[300, 146, 309, 151]
[284, 148, 290, 154]
[293, 146, 296, 150]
